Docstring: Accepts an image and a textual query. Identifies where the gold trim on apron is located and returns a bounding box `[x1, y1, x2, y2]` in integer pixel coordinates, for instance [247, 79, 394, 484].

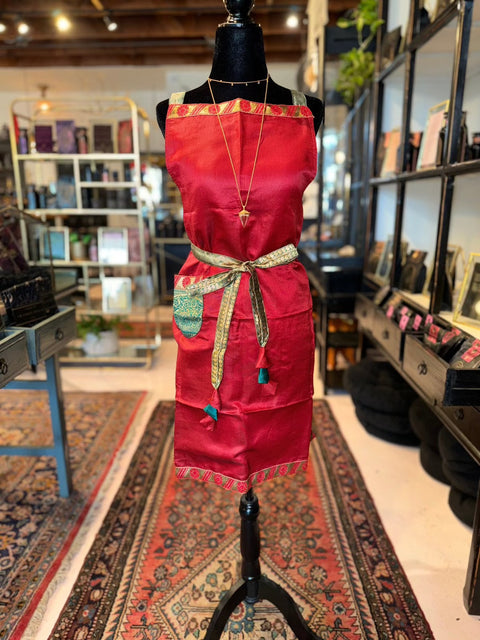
[187, 243, 298, 395]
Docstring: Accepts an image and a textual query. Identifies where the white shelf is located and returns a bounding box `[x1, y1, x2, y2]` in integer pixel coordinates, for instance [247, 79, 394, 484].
[17, 153, 136, 161]
[24, 208, 139, 216]
[78, 181, 135, 188]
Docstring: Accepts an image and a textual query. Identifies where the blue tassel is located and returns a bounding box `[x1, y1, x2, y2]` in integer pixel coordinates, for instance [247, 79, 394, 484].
[203, 404, 218, 421]
[258, 367, 269, 384]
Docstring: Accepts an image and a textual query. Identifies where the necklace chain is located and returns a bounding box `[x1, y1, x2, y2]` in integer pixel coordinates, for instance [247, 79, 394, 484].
[208, 75, 269, 87]
[207, 75, 269, 227]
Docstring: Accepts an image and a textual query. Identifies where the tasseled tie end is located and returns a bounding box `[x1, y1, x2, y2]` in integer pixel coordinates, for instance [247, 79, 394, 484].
[258, 367, 269, 384]
[203, 404, 218, 421]
[256, 346, 270, 385]
[201, 388, 220, 431]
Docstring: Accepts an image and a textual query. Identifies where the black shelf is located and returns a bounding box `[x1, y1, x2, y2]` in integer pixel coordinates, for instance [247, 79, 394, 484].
[350, 0, 480, 615]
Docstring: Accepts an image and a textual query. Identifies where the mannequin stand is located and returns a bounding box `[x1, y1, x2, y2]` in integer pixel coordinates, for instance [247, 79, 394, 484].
[205, 489, 319, 640]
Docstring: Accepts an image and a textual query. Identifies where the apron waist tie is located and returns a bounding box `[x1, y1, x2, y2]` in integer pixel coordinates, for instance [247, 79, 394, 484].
[186, 243, 298, 428]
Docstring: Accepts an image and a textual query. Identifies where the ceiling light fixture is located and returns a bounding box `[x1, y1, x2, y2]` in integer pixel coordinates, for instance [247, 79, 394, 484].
[0, 22, 6, 34]
[17, 21, 30, 35]
[286, 14, 299, 29]
[103, 14, 118, 32]
[55, 14, 72, 32]
[36, 84, 51, 113]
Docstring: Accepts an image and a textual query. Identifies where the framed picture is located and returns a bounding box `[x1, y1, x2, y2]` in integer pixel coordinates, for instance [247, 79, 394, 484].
[56, 174, 77, 209]
[40, 227, 70, 261]
[55, 120, 77, 154]
[380, 129, 401, 177]
[375, 235, 394, 281]
[102, 277, 132, 314]
[381, 26, 401, 68]
[92, 122, 115, 153]
[97, 227, 129, 265]
[453, 253, 480, 327]
[416, 100, 449, 169]
[366, 240, 385, 274]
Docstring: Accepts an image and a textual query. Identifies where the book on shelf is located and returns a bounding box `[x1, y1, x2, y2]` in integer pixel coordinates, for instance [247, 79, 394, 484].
[118, 120, 133, 154]
[93, 123, 114, 153]
[55, 120, 76, 154]
[34, 124, 54, 153]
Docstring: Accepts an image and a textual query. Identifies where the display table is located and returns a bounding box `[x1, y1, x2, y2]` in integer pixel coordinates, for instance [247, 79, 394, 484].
[0, 307, 76, 497]
[355, 292, 480, 614]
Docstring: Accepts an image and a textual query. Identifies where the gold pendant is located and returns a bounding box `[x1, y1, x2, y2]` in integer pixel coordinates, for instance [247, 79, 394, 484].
[239, 208, 250, 227]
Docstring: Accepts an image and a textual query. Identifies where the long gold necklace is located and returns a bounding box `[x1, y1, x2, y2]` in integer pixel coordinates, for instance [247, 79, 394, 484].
[207, 74, 269, 228]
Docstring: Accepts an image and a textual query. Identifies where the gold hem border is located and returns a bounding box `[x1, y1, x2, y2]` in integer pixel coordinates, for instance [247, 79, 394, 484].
[175, 459, 308, 492]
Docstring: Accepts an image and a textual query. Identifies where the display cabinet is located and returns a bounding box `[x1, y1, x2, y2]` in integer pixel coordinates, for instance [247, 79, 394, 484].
[9, 96, 159, 366]
[351, 0, 480, 614]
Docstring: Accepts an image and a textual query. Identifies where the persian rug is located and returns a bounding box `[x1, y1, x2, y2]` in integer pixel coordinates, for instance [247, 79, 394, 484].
[49, 400, 435, 640]
[0, 389, 147, 639]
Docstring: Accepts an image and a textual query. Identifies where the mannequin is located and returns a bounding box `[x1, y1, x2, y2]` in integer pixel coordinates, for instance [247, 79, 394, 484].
[156, 0, 324, 136]
[157, 4, 322, 639]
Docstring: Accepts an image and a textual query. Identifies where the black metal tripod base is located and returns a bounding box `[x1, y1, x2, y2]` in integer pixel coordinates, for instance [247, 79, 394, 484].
[204, 574, 318, 640]
[204, 490, 318, 640]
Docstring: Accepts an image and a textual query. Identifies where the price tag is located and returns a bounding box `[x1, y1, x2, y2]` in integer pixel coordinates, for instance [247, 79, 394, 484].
[399, 314, 410, 331]
[412, 314, 423, 331]
[386, 305, 395, 319]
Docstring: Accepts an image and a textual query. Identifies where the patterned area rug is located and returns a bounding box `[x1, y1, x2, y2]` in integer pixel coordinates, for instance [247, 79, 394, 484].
[0, 390, 146, 639]
[49, 400, 435, 639]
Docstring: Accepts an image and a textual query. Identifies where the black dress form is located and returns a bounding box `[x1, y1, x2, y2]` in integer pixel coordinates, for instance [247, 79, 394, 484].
[156, 1, 324, 136]
[158, 3, 321, 638]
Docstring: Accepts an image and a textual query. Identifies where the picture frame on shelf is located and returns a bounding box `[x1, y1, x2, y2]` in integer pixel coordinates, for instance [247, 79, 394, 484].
[416, 100, 449, 169]
[375, 235, 394, 281]
[101, 276, 132, 314]
[380, 129, 401, 177]
[380, 26, 402, 68]
[92, 122, 115, 153]
[56, 174, 77, 209]
[399, 250, 428, 293]
[40, 227, 70, 261]
[366, 240, 385, 274]
[55, 120, 77, 154]
[453, 253, 480, 328]
[97, 227, 129, 265]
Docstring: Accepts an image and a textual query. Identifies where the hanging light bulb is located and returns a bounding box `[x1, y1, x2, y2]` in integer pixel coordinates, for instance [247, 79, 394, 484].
[37, 84, 51, 113]
[103, 14, 118, 31]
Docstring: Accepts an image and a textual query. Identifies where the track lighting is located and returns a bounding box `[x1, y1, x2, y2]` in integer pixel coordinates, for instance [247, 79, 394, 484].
[103, 14, 118, 32]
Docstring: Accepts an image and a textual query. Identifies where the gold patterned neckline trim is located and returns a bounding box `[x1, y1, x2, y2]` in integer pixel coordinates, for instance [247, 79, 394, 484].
[167, 99, 313, 120]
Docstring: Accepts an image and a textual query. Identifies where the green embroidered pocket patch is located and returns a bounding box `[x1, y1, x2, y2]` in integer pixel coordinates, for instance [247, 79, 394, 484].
[173, 275, 204, 338]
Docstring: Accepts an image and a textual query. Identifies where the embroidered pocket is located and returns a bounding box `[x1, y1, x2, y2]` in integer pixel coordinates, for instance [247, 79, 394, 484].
[173, 275, 204, 338]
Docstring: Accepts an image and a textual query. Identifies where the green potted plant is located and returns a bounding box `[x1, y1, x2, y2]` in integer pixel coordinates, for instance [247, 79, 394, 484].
[77, 314, 125, 356]
[335, 0, 383, 107]
[70, 231, 92, 261]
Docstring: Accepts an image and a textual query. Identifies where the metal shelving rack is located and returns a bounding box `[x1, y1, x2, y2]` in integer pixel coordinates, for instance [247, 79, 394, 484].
[352, 0, 480, 614]
[9, 96, 159, 367]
